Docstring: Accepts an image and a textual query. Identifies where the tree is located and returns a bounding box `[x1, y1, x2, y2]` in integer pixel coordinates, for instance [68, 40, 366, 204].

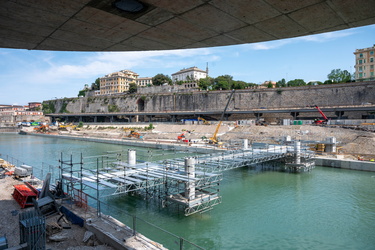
[276, 78, 287, 88]
[213, 75, 233, 90]
[128, 83, 137, 93]
[152, 74, 172, 86]
[198, 77, 214, 90]
[327, 69, 352, 83]
[287, 79, 306, 87]
[232, 80, 248, 89]
[78, 89, 87, 97]
[91, 78, 100, 90]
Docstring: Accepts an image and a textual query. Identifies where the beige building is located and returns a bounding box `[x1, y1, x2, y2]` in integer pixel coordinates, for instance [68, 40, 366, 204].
[100, 70, 139, 95]
[354, 45, 375, 81]
[172, 66, 208, 83]
[136, 77, 153, 87]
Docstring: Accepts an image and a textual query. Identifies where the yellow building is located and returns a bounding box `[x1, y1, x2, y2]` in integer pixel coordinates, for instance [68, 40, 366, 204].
[354, 45, 375, 81]
[100, 70, 139, 95]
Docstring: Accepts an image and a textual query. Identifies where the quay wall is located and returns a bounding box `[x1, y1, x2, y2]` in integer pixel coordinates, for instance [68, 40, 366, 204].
[28, 133, 218, 154]
[315, 157, 375, 172]
[45, 82, 375, 120]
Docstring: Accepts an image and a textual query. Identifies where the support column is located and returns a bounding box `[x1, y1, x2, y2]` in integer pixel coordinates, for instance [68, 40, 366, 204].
[294, 141, 301, 164]
[184, 157, 195, 200]
[128, 149, 136, 165]
[243, 139, 248, 150]
[325, 137, 337, 153]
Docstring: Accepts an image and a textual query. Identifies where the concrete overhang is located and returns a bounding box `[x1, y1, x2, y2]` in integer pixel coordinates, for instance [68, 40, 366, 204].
[1, 0, 375, 52]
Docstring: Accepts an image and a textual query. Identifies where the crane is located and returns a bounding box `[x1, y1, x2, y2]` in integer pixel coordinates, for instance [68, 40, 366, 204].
[209, 89, 235, 144]
[311, 105, 328, 125]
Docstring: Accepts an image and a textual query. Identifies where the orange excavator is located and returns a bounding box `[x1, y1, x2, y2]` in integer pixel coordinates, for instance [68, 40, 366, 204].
[128, 130, 141, 139]
[310, 105, 329, 125]
[34, 124, 49, 133]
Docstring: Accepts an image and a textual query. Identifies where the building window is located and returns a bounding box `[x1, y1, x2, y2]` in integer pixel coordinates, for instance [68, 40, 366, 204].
[371, 51, 374, 55]
[371, 65, 374, 69]
[370, 57, 374, 63]
[359, 66, 363, 72]
[359, 53, 363, 58]
[359, 59, 362, 64]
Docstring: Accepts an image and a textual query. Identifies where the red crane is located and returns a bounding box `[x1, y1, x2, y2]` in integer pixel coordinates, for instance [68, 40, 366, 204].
[311, 105, 328, 125]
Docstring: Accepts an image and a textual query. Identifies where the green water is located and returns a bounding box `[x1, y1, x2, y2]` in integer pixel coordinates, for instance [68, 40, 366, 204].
[1, 134, 374, 249]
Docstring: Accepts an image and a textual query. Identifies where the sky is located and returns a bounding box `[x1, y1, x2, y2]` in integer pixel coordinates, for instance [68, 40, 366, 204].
[1, 24, 375, 105]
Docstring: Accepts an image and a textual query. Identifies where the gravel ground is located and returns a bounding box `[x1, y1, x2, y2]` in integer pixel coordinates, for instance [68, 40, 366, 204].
[53, 123, 375, 158]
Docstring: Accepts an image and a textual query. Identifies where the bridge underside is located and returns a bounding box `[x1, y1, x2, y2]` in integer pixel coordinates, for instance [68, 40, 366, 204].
[1, 0, 375, 51]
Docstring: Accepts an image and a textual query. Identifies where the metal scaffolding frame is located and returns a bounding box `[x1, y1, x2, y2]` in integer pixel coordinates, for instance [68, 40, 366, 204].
[60, 143, 315, 216]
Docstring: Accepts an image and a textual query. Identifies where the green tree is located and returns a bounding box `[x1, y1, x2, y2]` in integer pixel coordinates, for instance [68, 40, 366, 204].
[128, 83, 137, 93]
[287, 79, 306, 87]
[232, 80, 248, 89]
[78, 89, 87, 97]
[276, 78, 287, 87]
[327, 69, 352, 83]
[152, 74, 172, 86]
[213, 75, 233, 90]
[198, 77, 214, 90]
[323, 80, 333, 85]
[91, 78, 100, 90]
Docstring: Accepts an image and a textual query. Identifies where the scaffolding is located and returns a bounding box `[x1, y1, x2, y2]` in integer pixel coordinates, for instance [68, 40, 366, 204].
[59, 143, 315, 216]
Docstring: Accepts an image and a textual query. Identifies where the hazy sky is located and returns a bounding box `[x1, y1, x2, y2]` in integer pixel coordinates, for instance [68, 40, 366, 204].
[1, 24, 375, 105]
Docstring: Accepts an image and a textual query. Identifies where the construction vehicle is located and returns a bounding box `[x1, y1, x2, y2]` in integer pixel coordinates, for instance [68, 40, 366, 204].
[209, 89, 235, 145]
[198, 117, 210, 125]
[310, 105, 328, 125]
[58, 123, 77, 130]
[34, 124, 49, 133]
[127, 130, 141, 139]
[177, 130, 191, 141]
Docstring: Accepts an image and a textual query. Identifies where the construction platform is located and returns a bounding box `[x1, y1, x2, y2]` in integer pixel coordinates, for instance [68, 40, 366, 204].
[61, 143, 315, 216]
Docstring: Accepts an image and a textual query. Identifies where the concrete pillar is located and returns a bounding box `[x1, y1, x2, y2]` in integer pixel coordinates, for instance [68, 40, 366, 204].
[128, 149, 136, 165]
[294, 141, 301, 164]
[284, 135, 291, 142]
[325, 137, 337, 153]
[243, 139, 248, 150]
[184, 157, 195, 200]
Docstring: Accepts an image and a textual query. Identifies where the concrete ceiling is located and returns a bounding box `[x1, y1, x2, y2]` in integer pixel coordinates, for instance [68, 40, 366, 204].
[1, 0, 375, 52]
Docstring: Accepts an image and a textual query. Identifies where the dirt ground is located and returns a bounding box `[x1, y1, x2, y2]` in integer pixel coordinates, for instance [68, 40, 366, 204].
[38, 123, 375, 159]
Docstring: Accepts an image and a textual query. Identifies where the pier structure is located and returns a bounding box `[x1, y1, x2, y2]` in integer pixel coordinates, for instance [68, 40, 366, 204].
[60, 142, 315, 216]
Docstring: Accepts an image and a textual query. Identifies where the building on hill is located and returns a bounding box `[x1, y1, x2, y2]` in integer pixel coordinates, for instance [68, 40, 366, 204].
[260, 81, 277, 88]
[28, 102, 42, 110]
[171, 66, 208, 83]
[0, 105, 46, 126]
[99, 70, 139, 95]
[136, 77, 153, 87]
[354, 45, 375, 82]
